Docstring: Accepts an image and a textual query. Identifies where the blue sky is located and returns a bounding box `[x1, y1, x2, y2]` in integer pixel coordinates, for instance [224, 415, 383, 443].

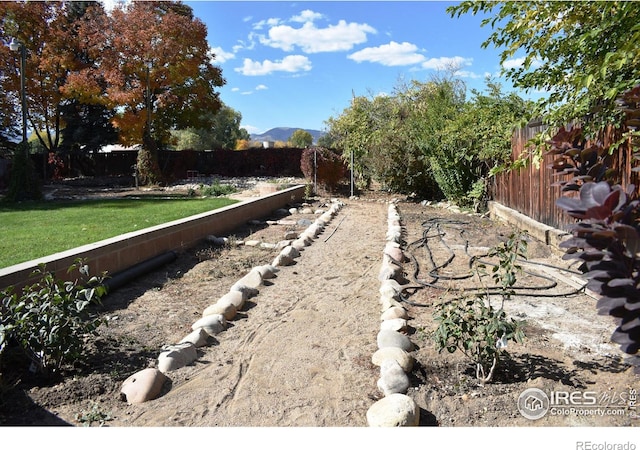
[184, 1, 534, 135]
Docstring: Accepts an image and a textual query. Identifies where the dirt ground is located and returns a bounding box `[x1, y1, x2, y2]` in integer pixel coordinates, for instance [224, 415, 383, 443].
[0, 180, 638, 429]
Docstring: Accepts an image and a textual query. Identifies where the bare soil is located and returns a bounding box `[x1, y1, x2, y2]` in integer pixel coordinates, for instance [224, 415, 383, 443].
[1, 180, 638, 427]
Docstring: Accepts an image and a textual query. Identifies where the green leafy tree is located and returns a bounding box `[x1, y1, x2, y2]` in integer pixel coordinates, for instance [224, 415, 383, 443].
[172, 105, 249, 150]
[288, 129, 313, 148]
[448, 1, 640, 133]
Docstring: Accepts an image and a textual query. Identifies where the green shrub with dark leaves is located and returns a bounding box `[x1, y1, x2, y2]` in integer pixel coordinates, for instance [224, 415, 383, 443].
[0, 259, 107, 376]
[548, 118, 640, 373]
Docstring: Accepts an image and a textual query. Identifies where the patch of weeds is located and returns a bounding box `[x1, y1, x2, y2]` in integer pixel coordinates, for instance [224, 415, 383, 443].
[199, 182, 237, 197]
[76, 401, 112, 427]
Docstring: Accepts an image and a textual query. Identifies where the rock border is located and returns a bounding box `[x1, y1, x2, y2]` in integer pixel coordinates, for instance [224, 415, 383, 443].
[119, 199, 346, 405]
[366, 200, 420, 427]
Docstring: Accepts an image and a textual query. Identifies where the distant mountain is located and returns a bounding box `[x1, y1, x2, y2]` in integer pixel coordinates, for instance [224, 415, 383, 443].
[250, 127, 325, 144]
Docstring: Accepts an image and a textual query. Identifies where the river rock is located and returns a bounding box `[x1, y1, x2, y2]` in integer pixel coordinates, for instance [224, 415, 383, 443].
[380, 318, 408, 332]
[384, 246, 405, 264]
[120, 368, 168, 405]
[291, 239, 307, 251]
[284, 230, 298, 240]
[203, 300, 237, 321]
[254, 265, 279, 280]
[230, 283, 259, 300]
[297, 218, 313, 227]
[244, 240, 261, 247]
[380, 296, 405, 311]
[377, 360, 410, 396]
[366, 394, 419, 427]
[272, 253, 294, 267]
[179, 328, 210, 347]
[233, 269, 263, 290]
[218, 290, 245, 310]
[377, 329, 413, 351]
[378, 260, 403, 282]
[280, 245, 300, 259]
[372, 347, 414, 372]
[157, 342, 198, 372]
[380, 306, 409, 321]
[379, 279, 403, 299]
[192, 314, 226, 336]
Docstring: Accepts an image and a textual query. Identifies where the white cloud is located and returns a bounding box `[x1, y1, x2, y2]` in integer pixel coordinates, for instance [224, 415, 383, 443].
[502, 56, 543, 71]
[455, 70, 484, 79]
[422, 56, 473, 71]
[262, 20, 376, 53]
[209, 47, 235, 64]
[291, 10, 324, 23]
[231, 87, 240, 92]
[502, 57, 526, 70]
[253, 17, 282, 30]
[235, 55, 312, 76]
[348, 41, 425, 66]
[255, 84, 268, 90]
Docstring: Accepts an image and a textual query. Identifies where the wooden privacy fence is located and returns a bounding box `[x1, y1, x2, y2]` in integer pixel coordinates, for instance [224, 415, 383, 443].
[493, 121, 639, 232]
[12, 147, 305, 183]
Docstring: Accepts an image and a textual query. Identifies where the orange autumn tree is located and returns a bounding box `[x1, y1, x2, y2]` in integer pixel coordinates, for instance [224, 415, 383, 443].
[0, 1, 83, 154]
[67, 1, 225, 185]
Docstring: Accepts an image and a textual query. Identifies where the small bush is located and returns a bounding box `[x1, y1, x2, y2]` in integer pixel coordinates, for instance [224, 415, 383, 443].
[199, 181, 238, 197]
[432, 231, 528, 383]
[0, 259, 107, 376]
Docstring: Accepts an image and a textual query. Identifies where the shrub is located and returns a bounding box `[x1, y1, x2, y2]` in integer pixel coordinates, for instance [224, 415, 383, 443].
[548, 117, 640, 373]
[199, 181, 237, 197]
[432, 231, 528, 383]
[0, 259, 107, 376]
[300, 146, 348, 192]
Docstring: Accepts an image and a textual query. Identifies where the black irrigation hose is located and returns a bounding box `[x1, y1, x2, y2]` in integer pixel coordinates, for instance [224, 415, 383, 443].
[395, 217, 589, 307]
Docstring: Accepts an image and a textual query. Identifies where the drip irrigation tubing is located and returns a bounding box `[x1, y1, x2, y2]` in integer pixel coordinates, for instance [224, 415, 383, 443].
[396, 216, 589, 307]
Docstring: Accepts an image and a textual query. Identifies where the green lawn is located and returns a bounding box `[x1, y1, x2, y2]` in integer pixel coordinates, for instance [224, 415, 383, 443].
[0, 196, 238, 269]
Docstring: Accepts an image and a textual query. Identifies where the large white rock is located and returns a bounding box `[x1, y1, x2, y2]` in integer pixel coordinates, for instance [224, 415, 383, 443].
[280, 245, 300, 259]
[372, 347, 414, 372]
[272, 253, 294, 267]
[380, 306, 409, 321]
[179, 328, 210, 347]
[120, 368, 168, 405]
[192, 314, 226, 336]
[233, 269, 263, 290]
[376, 329, 413, 352]
[253, 265, 280, 280]
[379, 279, 403, 299]
[230, 284, 259, 300]
[157, 342, 198, 373]
[380, 296, 404, 311]
[377, 360, 410, 396]
[203, 300, 237, 321]
[219, 290, 246, 310]
[380, 318, 408, 332]
[366, 394, 419, 427]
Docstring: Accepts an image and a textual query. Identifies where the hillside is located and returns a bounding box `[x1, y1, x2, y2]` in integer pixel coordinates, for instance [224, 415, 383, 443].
[250, 127, 325, 144]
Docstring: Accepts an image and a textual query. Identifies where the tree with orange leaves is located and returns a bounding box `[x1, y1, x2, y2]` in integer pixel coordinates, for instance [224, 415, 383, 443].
[67, 1, 225, 185]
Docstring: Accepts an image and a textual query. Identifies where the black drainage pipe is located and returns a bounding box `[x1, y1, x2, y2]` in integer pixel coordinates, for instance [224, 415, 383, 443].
[102, 251, 178, 293]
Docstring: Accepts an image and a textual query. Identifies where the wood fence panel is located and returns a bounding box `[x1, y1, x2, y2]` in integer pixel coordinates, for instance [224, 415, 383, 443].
[494, 122, 639, 232]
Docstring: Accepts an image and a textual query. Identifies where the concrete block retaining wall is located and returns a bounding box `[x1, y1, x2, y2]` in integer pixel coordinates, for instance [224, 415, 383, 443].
[488, 201, 572, 253]
[0, 185, 305, 293]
